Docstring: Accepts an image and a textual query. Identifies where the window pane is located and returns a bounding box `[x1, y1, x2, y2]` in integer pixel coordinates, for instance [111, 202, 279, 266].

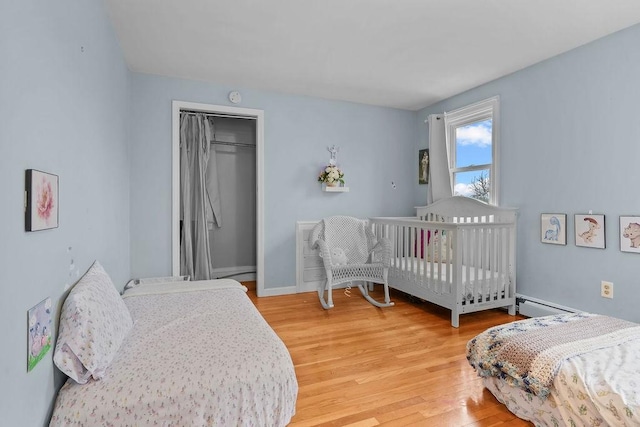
[453, 169, 490, 203]
[455, 119, 492, 168]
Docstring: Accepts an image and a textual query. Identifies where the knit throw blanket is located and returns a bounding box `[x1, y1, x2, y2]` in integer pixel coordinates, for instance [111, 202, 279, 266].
[323, 216, 370, 265]
[467, 312, 640, 399]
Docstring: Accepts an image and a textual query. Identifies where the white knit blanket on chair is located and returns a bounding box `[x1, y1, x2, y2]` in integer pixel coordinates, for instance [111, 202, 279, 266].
[323, 216, 370, 265]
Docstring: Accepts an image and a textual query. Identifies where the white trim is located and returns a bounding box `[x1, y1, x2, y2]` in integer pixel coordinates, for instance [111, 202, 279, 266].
[171, 100, 266, 297]
[260, 286, 297, 297]
[444, 96, 500, 205]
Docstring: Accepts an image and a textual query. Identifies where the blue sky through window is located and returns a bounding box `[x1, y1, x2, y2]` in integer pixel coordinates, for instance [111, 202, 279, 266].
[454, 119, 492, 197]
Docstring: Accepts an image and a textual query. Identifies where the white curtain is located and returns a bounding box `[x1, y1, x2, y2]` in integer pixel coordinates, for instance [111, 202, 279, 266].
[179, 113, 222, 280]
[427, 114, 452, 203]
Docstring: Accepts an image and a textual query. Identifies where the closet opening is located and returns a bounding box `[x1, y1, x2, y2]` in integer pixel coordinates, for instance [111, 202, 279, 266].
[171, 101, 265, 295]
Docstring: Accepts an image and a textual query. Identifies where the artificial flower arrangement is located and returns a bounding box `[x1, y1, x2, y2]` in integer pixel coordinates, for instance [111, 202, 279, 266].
[318, 164, 345, 186]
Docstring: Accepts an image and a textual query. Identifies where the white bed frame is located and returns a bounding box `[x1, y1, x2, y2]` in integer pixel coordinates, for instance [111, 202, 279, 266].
[369, 196, 517, 327]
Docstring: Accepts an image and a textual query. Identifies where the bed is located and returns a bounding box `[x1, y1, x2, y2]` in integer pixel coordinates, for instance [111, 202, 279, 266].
[467, 312, 640, 426]
[50, 261, 298, 426]
[369, 196, 518, 327]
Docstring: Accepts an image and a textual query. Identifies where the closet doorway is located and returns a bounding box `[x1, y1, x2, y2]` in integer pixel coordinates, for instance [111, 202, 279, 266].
[171, 100, 265, 296]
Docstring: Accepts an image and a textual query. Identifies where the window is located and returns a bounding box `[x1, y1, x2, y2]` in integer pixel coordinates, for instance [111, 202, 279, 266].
[445, 97, 499, 205]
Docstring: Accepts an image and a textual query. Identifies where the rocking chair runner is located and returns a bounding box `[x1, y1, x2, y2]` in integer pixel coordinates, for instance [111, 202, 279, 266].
[309, 216, 394, 309]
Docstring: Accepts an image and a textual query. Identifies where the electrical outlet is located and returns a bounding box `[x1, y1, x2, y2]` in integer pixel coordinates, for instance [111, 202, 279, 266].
[601, 281, 613, 299]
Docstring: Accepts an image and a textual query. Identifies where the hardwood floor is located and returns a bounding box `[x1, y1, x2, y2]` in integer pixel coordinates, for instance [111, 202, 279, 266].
[246, 284, 532, 427]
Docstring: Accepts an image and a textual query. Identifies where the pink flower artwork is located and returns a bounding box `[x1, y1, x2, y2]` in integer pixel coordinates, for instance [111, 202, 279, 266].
[26, 169, 58, 231]
[36, 177, 55, 223]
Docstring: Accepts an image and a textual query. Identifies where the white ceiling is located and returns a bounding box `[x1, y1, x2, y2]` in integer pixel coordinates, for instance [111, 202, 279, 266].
[104, 0, 640, 111]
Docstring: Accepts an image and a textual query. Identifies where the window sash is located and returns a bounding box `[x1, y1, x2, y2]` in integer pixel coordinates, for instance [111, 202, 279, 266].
[445, 96, 499, 205]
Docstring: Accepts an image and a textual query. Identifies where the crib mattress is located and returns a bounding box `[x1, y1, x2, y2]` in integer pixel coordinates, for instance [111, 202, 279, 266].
[391, 257, 507, 300]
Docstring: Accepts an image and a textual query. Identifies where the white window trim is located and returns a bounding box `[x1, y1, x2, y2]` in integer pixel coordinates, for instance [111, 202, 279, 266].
[444, 96, 500, 205]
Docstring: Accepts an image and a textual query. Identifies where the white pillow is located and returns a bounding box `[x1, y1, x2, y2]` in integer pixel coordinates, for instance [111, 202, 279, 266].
[427, 231, 452, 263]
[53, 261, 133, 383]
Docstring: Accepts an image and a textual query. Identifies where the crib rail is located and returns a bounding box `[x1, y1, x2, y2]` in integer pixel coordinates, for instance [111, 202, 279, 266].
[369, 216, 516, 327]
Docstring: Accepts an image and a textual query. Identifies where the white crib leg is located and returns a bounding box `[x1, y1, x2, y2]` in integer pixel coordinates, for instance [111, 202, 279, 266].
[451, 304, 460, 328]
[507, 303, 516, 316]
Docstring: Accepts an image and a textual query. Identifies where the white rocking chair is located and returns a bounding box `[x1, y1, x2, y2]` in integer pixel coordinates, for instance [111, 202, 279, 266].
[310, 216, 394, 309]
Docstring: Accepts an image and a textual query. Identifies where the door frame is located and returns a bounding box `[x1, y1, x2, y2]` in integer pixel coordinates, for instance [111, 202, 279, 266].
[171, 100, 265, 296]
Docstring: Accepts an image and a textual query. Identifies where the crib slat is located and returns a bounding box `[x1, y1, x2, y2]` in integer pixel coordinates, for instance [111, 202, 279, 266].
[404, 225, 409, 278]
[446, 228, 453, 295]
[492, 226, 497, 301]
[420, 225, 426, 287]
[482, 226, 488, 301]
[498, 226, 505, 300]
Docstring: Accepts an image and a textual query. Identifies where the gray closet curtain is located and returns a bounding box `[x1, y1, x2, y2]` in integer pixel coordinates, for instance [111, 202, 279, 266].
[180, 113, 222, 280]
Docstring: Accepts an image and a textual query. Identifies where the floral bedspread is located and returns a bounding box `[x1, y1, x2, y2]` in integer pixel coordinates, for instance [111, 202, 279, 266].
[50, 280, 298, 426]
[468, 313, 640, 426]
[467, 313, 640, 398]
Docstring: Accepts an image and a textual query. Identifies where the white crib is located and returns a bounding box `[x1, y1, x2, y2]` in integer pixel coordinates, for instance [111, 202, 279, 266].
[369, 196, 517, 327]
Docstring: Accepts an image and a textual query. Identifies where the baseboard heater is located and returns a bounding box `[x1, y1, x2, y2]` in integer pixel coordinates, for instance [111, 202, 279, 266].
[516, 294, 577, 318]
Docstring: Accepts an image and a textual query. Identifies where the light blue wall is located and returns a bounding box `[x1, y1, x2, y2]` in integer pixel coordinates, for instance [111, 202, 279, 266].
[129, 74, 418, 287]
[419, 24, 640, 322]
[0, 1, 130, 425]
[7, 2, 640, 423]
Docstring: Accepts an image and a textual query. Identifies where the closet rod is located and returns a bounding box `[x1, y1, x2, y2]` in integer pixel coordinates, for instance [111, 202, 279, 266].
[180, 110, 256, 120]
[211, 140, 256, 148]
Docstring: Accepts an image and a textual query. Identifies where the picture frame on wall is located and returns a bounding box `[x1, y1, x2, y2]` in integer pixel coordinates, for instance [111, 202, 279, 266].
[418, 149, 429, 185]
[541, 213, 567, 245]
[620, 216, 640, 253]
[574, 214, 605, 249]
[27, 297, 52, 372]
[25, 169, 59, 232]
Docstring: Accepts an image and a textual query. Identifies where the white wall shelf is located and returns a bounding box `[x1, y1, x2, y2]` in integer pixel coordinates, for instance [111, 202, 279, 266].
[323, 186, 349, 192]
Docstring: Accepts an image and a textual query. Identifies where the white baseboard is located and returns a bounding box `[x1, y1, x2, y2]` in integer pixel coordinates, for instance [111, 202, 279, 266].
[258, 286, 297, 297]
[258, 283, 365, 297]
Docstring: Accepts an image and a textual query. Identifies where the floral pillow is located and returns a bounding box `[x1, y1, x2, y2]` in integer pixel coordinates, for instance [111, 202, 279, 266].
[53, 261, 133, 384]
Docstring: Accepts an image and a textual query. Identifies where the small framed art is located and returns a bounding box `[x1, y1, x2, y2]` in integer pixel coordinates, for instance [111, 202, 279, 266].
[620, 216, 640, 253]
[575, 214, 605, 249]
[25, 169, 59, 232]
[28, 297, 53, 372]
[418, 149, 429, 185]
[541, 213, 566, 245]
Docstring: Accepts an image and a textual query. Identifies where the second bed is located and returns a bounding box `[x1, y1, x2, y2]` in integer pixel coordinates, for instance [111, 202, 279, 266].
[50, 273, 298, 426]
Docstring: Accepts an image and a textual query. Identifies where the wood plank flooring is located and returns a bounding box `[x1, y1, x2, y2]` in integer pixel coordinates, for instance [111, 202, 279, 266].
[246, 284, 532, 426]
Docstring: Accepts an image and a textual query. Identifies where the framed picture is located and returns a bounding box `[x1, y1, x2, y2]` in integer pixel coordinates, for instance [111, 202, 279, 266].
[574, 214, 605, 249]
[28, 297, 53, 372]
[620, 216, 640, 253]
[418, 149, 429, 185]
[541, 213, 567, 245]
[25, 169, 59, 232]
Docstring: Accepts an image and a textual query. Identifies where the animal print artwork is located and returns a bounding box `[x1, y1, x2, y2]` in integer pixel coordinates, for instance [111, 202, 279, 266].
[620, 216, 640, 253]
[541, 213, 567, 245]
[574, 214, 605, 249]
